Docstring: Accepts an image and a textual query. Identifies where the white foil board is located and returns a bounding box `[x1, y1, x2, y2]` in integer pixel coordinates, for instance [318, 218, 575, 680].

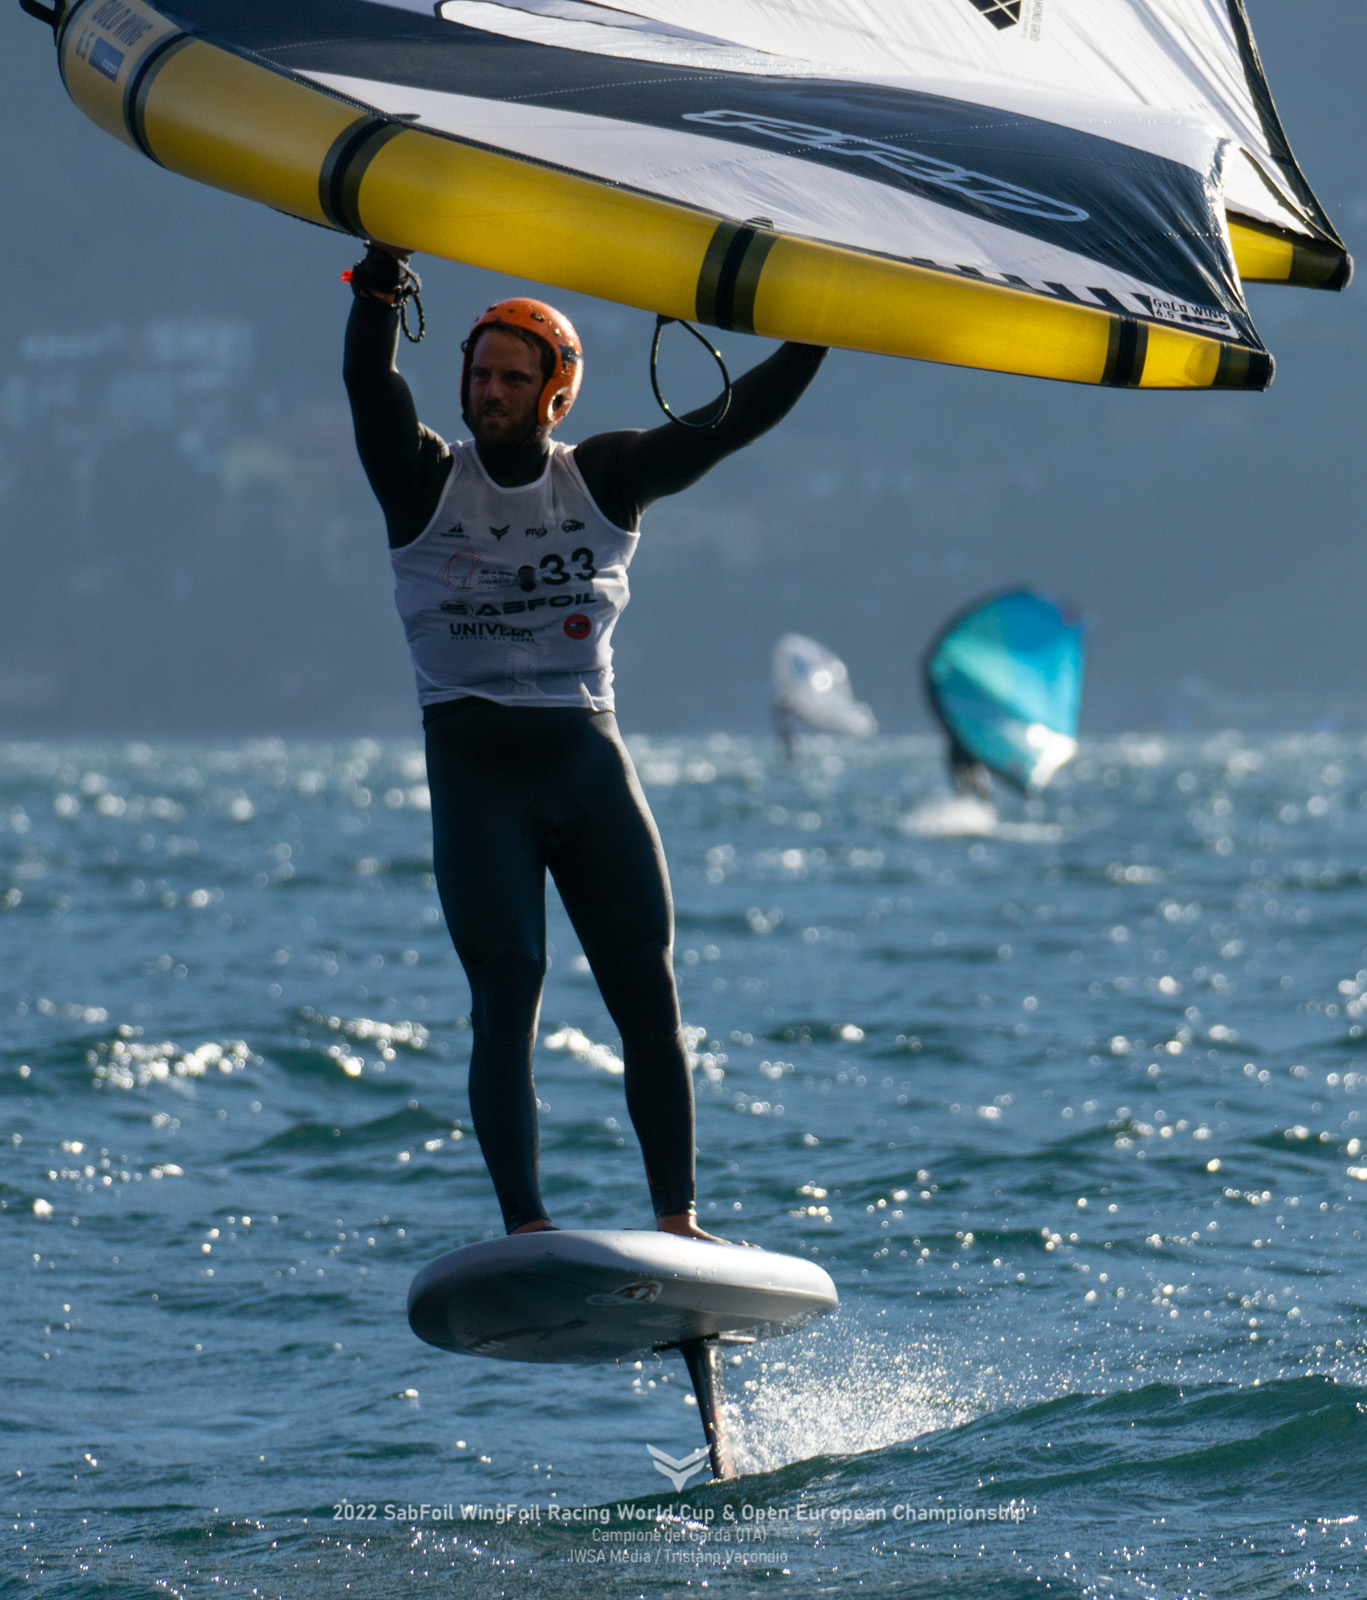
[407, 1229, 838, 1364]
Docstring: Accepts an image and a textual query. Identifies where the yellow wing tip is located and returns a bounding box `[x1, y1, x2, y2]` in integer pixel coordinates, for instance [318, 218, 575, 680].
[1230, 217, 1351, 290]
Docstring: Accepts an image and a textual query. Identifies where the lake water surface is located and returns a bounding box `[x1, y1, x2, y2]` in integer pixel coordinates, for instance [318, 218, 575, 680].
[3, 733, 1366, 1596]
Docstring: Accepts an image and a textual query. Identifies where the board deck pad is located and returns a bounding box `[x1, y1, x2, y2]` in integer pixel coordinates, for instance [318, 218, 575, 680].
[407, 1230, 838, 1364]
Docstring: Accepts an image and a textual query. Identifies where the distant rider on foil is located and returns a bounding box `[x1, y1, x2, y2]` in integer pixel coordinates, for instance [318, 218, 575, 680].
[343, 243, 825, 1241]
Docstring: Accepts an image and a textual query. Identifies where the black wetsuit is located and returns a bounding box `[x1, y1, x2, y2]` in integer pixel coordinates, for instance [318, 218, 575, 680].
[344, 270, 825, 1230]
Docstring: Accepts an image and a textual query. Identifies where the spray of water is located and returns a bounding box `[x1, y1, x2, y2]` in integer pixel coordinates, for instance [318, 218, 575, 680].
[727, 1316, 986, 1475]
[900, 796, 1061, 842]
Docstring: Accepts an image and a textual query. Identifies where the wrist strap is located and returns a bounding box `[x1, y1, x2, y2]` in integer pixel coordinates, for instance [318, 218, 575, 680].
[342, 254, 426, 342]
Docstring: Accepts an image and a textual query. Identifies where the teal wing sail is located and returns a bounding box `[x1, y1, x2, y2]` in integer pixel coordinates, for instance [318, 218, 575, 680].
[924, 590, 1085, 792]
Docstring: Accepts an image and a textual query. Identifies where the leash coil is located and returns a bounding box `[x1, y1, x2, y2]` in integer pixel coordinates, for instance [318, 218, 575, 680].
[344, 252, 425, 342]
[394, 261, 425, 343]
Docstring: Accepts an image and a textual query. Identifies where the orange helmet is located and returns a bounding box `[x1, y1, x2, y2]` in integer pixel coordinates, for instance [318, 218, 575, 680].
[461, 298, 583, 428]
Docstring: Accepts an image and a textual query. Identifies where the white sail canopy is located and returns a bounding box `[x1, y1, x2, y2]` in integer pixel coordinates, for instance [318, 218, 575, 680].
[414, 0, 1341, 265]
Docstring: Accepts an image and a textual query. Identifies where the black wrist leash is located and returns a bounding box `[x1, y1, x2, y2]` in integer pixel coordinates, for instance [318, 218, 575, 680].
[393, 261, 425, 343]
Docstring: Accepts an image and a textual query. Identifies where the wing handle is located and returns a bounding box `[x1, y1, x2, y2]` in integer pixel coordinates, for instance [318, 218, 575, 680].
[649, 316, 732, 430]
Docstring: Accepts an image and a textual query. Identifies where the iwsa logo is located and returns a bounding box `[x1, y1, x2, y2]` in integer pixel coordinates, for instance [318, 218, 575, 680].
[563, 614, 592, 641]
[966, 0, 1021, 27]
[646, 1444, 710, 1492]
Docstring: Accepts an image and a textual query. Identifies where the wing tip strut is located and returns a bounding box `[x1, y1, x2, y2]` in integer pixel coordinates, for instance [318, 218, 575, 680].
[1213, 344, 1274, 392]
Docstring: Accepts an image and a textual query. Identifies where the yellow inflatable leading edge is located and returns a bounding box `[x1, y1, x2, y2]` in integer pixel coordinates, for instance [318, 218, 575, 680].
[39, 0, 1351, 392]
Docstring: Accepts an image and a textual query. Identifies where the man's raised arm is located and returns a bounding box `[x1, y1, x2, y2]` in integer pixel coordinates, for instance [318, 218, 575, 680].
[342, 246, 451, 548]
[574, 341, 827, 530]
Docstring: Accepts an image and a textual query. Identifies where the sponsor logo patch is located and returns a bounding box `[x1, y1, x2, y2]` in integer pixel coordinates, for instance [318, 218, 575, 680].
[1143, 295, 1237, 337]
[439, 592, 599, 618]
[447, 621, 534, 641]
[966, 0, 1021, 27]
[91, 0, 154, 47]
[90, 38, 125, 79]
[437, 552, 480, 592]
[682, 109, 1085, 223]
[587, 1280, 662, 1306]
[563, 613, 592, 641]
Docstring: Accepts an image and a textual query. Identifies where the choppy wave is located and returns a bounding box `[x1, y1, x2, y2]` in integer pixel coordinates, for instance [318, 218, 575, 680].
[7, 735, 1367, 1596]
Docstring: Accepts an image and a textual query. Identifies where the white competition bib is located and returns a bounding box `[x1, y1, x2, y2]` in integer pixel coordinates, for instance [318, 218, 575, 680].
[390, 440, 637, 710]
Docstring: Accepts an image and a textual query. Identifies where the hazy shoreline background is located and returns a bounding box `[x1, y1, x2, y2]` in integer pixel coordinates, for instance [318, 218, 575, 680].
[2, 2, 1364, 738]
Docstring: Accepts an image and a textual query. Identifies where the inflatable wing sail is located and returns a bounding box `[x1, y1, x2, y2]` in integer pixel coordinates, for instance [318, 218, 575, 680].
[34, 0, 1349, 390]
[925, 590, 1085, 792]
[773, 634, 877, 738]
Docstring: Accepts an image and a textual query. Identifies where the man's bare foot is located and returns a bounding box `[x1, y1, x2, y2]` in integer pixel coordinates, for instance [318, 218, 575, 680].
[656, 1211, 753, 1246]
[510, 1219, 555, 1234]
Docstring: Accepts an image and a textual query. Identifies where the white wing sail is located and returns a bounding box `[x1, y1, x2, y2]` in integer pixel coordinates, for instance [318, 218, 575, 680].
[42, 0, 1349, 389]
[773, 634, 877, 737]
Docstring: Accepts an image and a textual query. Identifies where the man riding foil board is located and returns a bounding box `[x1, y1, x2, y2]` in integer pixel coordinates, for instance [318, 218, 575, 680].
[343, 243, 825, 1242]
